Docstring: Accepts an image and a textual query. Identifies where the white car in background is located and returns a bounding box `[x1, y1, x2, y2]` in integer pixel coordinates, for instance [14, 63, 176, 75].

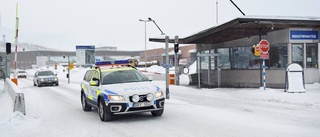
[17, 70, 27, 78]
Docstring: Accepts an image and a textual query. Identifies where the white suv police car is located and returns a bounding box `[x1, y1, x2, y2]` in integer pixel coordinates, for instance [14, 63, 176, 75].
[81, 60, 165, 122]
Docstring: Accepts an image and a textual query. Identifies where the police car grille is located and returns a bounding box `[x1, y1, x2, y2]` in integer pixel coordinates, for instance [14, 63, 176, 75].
[129, 94, 148, 102]
[128, 106, 155, 111]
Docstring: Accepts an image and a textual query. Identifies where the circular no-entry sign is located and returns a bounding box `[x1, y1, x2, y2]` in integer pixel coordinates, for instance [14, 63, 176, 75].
[259, 39, 270, 53]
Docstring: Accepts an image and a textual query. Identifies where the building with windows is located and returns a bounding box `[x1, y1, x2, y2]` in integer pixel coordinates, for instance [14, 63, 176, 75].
[150, 16, 320, 88]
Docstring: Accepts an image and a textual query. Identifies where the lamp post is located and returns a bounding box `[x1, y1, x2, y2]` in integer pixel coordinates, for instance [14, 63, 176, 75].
[139, 19, 152, 70]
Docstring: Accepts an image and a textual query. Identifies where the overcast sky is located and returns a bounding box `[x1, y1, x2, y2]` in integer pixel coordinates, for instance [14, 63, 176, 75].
[1, 0, 319, 51]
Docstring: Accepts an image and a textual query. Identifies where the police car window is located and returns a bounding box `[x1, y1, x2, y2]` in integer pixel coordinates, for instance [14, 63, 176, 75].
[92, 71, 99, 80]
[83, 71, 89, 81]
[84, 70, 94, 82]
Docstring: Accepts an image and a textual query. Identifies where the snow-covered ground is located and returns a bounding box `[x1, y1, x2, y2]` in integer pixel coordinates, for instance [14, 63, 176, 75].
[0, 64, 320, 137]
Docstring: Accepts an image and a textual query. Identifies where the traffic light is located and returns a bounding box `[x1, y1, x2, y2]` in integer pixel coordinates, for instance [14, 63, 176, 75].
[174, 43, 179, 53]
[252, 44, 260, 57]
[69, 62, 74, 70]
[6, 43, 11, 54]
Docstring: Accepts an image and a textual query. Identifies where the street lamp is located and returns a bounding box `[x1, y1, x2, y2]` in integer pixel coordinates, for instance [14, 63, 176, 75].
[139, 18, 152, 70]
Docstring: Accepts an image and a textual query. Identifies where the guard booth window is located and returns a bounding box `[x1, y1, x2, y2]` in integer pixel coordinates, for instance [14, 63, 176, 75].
[292, 44, 303, 67]
[231, 46, 259, 69]
[200, 50, 210, 69]
[217, 48, 230, 69]
[268, 44, 288, 69]
[306, 43, 318, 68]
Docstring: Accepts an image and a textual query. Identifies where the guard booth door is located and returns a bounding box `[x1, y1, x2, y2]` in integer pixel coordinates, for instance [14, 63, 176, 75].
[197, 53, 220, 88]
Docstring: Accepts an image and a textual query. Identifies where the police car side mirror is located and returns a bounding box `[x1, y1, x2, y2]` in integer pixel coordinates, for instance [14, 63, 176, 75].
[90, 77, 99, 86]
[89, 80, 99, 86]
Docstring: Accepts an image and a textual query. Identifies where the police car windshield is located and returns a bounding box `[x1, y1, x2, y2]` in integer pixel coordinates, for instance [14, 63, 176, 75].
[101, 70, 148, 85]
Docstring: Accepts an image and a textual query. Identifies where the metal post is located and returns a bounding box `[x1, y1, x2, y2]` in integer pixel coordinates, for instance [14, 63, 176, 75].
[197, 55, 201, 88]
[174, 36, 179, 85]
[216, 0, 218, 24]
[165, 36, 169, 99]
[144, 21, 147, 70]
[68, 56, 70, 84]
[139, 19, 152, 70]
[263, 59, 266, 90]
[217, 56, 221, 87]
[3, 35, 10, 78]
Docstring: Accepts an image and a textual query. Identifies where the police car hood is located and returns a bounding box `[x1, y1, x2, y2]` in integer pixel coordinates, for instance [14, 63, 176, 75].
[102, 81, 160, 95]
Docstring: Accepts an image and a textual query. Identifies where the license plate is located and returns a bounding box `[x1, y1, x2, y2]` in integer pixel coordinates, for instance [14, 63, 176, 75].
[134, 102, 151, 107]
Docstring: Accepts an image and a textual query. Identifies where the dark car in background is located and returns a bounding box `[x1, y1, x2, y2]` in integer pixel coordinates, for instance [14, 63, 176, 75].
[33, 70, 59, 87]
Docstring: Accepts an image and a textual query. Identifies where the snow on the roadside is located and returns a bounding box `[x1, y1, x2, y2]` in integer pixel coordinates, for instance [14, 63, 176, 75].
[0, 65, 320, 137]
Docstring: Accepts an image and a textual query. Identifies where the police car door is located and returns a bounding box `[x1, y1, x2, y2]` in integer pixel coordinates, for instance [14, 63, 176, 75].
[90, 70, 100, 103]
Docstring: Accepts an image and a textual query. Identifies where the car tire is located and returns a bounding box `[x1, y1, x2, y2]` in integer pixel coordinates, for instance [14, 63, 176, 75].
[37, 81, 42, 87]
[33, 81, 36, 86]
[81, 93, 92, 111]
[151, 109, 164, 116]
[56, 83, 59, 86]
[98, 98, 112, 122]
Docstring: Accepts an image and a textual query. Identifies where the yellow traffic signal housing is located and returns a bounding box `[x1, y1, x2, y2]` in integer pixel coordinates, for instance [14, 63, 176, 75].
[252, 44, 260, 57]
[69, 62, 74, 70]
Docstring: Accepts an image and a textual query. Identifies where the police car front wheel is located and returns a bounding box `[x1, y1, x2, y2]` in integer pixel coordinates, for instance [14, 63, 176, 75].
[98, 98, 112, 122]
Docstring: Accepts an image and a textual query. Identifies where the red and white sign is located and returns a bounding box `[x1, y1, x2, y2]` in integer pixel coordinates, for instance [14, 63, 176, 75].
[259, 39, 270, 53]
[259, 39, 270, 59]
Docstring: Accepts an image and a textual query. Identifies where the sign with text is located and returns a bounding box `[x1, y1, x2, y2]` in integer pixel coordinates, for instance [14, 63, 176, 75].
[76, 45, 95, 65]
[290, 30, 319, 40]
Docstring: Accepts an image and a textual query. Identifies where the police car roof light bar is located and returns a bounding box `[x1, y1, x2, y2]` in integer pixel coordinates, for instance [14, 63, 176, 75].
[95, 60, 130, 67]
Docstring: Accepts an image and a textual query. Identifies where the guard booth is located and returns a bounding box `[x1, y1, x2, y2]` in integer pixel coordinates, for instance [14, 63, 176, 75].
[285, 63, 306, 93]
[196, 53, 221, 88]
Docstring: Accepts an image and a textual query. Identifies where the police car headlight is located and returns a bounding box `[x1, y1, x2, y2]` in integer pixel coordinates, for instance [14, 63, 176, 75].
[155, 91, 164, 98]
[54, 77, 58, 81]
[132, 94, 139, 103]
[40, 78, 45, 82]
[108, 95, 125, 101]
[147, 93, 154, 101]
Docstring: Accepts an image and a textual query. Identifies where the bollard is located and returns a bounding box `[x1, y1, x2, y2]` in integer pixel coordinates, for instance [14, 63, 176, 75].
[169, 74, 175, 85]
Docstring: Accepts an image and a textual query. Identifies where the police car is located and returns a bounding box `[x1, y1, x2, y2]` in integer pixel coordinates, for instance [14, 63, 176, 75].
[81, 60, 165, 122]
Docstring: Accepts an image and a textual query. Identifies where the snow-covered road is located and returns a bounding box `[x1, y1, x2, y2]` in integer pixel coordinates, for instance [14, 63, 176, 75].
[1, 72, 320, 137]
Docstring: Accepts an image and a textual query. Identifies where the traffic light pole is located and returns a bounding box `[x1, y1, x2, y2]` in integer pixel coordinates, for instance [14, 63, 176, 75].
[174, 36, 179, 85]
[165, 36, 170, 99]
[3, 35, 10, 79]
